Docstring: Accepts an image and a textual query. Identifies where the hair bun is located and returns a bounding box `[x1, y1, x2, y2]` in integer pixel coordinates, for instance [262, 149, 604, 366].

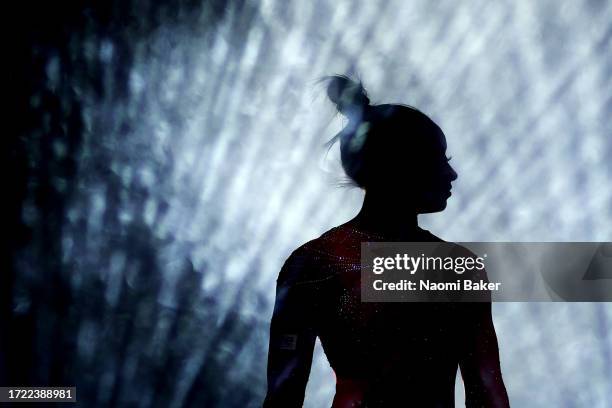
[325, 75, 370, 116]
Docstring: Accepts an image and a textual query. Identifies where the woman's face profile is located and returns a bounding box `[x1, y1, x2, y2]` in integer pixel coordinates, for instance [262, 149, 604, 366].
[412, 128, 458, 214]
[375, 125, 457, 214]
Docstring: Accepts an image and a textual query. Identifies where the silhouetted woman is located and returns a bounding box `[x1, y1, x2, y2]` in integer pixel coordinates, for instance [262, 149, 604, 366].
[263, 76, 510, 407]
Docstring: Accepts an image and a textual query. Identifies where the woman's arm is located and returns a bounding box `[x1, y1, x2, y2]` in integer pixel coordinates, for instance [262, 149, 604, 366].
[458, 301, 510, 408]
[263, 257, 317, 408]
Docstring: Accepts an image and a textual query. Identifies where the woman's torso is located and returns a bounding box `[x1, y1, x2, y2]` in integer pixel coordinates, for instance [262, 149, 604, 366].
[291, 223, 464, 407]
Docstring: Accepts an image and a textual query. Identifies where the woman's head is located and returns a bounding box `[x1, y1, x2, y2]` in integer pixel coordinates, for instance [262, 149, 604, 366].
[325, 75, 457, 213]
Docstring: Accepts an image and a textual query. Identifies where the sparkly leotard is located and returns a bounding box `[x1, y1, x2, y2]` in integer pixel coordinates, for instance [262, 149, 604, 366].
[263, 223, 509, 408]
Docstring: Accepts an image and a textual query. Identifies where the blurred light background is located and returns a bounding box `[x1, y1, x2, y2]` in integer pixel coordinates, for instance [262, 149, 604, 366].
[5, 0, 612, 407]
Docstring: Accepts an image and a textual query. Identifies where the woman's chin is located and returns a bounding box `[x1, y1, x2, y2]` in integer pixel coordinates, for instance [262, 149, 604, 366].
[417, 198, 448, 214]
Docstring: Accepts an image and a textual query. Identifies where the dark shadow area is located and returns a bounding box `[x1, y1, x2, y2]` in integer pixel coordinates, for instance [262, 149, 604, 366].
[4, 1, 267, 407]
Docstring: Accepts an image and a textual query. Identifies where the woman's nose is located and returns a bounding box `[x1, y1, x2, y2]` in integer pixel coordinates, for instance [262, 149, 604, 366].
[446, 164, 458, 181]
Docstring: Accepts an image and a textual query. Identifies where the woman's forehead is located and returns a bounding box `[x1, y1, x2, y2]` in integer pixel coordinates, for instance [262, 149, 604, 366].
[436, 129, 447, 150]
[423, 126, 447, 152]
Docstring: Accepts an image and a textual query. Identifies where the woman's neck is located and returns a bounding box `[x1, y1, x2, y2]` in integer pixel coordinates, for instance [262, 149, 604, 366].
[349, 191, 418, 238]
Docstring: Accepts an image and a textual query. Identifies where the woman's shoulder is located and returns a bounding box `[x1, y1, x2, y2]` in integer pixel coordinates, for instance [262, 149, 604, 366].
[277, 223, 445, 285]
[299, 224, 366, 259]
[278, 225, 362, 286]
